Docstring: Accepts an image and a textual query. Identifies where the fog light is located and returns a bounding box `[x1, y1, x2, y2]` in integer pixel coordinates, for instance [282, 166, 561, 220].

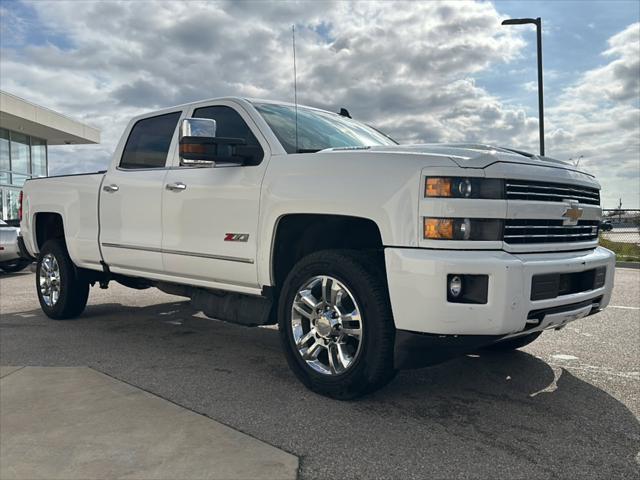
[447, 274, 489, 304]
[449, 275, 463, 298]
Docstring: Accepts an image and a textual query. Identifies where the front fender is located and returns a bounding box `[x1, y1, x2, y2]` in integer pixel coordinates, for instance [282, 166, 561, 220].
[256, 151, 457, 286]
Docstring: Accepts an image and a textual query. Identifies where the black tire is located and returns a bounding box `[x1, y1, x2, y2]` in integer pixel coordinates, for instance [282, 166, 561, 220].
[36, 239, 89, 320]
[278, 250, 397, 399]
[0, 259, 31, 273]
[484, 331, 542, 352]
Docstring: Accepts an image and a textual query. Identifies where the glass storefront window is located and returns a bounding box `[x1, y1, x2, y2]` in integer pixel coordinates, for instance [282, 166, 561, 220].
[7, 188, 19, 220]
[0, 187, 21, 221]
[10, 132, 30, 176]
[0, 128, 9, 185]
[11, 174, 29, 187]
[0, 129, 48, 220]
[31, 138, 47, 177]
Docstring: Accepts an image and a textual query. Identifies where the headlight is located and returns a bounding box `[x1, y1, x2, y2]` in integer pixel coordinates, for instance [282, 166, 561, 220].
[425, 177, 504, 199]
[423, 218, 503, 240]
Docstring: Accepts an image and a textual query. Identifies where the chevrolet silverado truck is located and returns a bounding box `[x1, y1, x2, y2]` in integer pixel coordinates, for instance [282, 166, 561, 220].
[19, 97, 615, 398]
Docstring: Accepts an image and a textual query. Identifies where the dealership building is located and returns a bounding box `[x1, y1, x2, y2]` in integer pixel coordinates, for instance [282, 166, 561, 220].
[0, 90, 100, 222]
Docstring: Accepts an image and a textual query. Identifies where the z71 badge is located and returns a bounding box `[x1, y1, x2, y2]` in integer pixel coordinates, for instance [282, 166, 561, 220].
[224, 233, 249, 242]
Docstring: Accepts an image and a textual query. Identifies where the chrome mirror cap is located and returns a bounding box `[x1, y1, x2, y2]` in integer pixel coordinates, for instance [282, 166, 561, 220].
[180, 118, 217, 139]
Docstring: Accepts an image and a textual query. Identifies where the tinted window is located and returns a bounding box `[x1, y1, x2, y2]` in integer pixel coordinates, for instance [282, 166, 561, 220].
[253, 103, 397, 154]
[120, 112, 181, 169]
[192, 106, 263, 166]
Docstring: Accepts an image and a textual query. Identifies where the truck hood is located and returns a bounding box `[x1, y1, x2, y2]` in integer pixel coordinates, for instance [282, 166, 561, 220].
[325, 143, 592, 177]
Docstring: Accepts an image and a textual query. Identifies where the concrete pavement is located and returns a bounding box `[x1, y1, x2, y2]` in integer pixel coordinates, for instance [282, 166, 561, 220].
[0, 366, 298, 480]
[0, 366, 23, 378]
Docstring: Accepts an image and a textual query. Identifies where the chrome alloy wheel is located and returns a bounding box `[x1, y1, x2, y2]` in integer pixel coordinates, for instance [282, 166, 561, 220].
[291, 275, 363, 375]
[39, 253, 61, 307]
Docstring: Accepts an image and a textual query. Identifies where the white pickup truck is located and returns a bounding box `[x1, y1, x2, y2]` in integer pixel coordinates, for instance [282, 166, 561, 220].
[19, 97, 615, 398]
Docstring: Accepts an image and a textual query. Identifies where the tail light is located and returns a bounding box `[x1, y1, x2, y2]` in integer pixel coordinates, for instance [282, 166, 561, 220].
[18, 191, 23, 222]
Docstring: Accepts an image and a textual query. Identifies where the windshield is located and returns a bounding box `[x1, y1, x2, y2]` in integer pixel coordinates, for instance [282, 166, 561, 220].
[253, 102, 397, 153]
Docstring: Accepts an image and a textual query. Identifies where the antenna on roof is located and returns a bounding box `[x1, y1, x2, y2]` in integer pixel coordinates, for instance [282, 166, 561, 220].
[339, 108, 351, 118]
[292, 25, 299, 152]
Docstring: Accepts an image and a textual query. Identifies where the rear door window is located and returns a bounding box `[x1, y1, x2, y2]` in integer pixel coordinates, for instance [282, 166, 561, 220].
[120, 112, 181, 169]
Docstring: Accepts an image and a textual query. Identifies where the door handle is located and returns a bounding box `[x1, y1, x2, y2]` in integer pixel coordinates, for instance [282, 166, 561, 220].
[166, 182, 187, 192]
[103, 184, 119, 193]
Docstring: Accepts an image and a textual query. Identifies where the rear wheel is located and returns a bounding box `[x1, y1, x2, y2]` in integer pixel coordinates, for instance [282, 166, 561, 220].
[484, 331, 542, 351]
[36, 240, 89, 320]
[278, 250, 397, 399]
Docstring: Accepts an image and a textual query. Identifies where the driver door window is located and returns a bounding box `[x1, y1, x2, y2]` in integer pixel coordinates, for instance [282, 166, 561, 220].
[192, 106, 264, 166]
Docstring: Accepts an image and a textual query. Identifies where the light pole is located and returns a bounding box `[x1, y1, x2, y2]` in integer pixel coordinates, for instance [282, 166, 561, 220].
[502, 17, 545, 156]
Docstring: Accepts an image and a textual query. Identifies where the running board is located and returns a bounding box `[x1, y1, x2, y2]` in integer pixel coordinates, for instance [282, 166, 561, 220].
[190, 288, 274, 327]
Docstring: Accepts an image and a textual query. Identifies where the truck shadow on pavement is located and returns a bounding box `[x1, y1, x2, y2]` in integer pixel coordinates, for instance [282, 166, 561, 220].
[2, 299, 638, 479]
[0, 270, 32, 280]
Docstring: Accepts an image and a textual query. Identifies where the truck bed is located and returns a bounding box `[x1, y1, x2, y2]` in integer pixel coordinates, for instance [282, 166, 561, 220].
[21, 172, 106, 270]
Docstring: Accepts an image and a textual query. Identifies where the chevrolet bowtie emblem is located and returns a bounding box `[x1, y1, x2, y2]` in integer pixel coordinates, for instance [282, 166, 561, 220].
[562, 203, 584, 225]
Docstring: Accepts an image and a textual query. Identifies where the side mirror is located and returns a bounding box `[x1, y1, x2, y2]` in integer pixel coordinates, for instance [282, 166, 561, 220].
[179, 118, 218, 166]
[179, 117, 247, 167]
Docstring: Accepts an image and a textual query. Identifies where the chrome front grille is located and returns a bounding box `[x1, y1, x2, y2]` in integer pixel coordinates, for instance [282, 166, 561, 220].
[504, 219, 600, 244]
[506, 180, 600, 205]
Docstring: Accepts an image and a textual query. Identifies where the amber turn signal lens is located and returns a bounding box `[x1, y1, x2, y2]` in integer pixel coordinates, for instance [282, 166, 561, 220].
[425, 178, 452, 197]
[180, 144, 207, 155]
[424, 218, 454, 239]
[424, 218, 503, 241]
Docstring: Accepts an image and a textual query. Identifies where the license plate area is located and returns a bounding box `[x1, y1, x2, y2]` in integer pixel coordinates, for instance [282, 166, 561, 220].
[526, 296, 602, 331]
[538, 305, 592, 329]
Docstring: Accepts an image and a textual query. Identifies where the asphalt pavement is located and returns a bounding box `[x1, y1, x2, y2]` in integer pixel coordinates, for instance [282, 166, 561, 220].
[1, 268, 638, 479]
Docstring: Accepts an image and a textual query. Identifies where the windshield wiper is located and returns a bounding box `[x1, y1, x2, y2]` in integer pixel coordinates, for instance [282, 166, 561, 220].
[297, 148, 321, 153]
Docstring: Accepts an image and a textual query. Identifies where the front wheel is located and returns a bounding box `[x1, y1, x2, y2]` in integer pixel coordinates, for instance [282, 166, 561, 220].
[278, 250, 397, 399]
[36, 240, 90, 320]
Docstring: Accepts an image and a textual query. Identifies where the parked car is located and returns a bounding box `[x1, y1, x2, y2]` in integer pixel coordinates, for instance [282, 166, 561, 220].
[19, 97, 615, 398]
[0, 219, 31, 273]
[600, 220, 613, 231]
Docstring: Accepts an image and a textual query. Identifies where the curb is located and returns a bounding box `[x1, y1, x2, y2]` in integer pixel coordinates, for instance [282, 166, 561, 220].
[616, 261, 640, 269]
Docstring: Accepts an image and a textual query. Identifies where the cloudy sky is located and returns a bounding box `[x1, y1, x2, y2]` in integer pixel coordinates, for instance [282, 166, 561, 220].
[1, 0, 638, 208]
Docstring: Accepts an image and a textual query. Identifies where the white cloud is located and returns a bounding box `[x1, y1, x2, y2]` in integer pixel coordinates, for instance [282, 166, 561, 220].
[0, 1, 531, 172]
[0, 1, 637, 207]
[547, 22, 640, 208]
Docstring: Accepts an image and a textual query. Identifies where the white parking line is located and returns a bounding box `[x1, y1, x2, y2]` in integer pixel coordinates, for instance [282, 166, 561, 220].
[609, 305, 640, 310]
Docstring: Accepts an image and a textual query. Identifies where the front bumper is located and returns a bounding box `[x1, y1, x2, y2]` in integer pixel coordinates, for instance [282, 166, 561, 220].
[385, 246, 615, 336]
